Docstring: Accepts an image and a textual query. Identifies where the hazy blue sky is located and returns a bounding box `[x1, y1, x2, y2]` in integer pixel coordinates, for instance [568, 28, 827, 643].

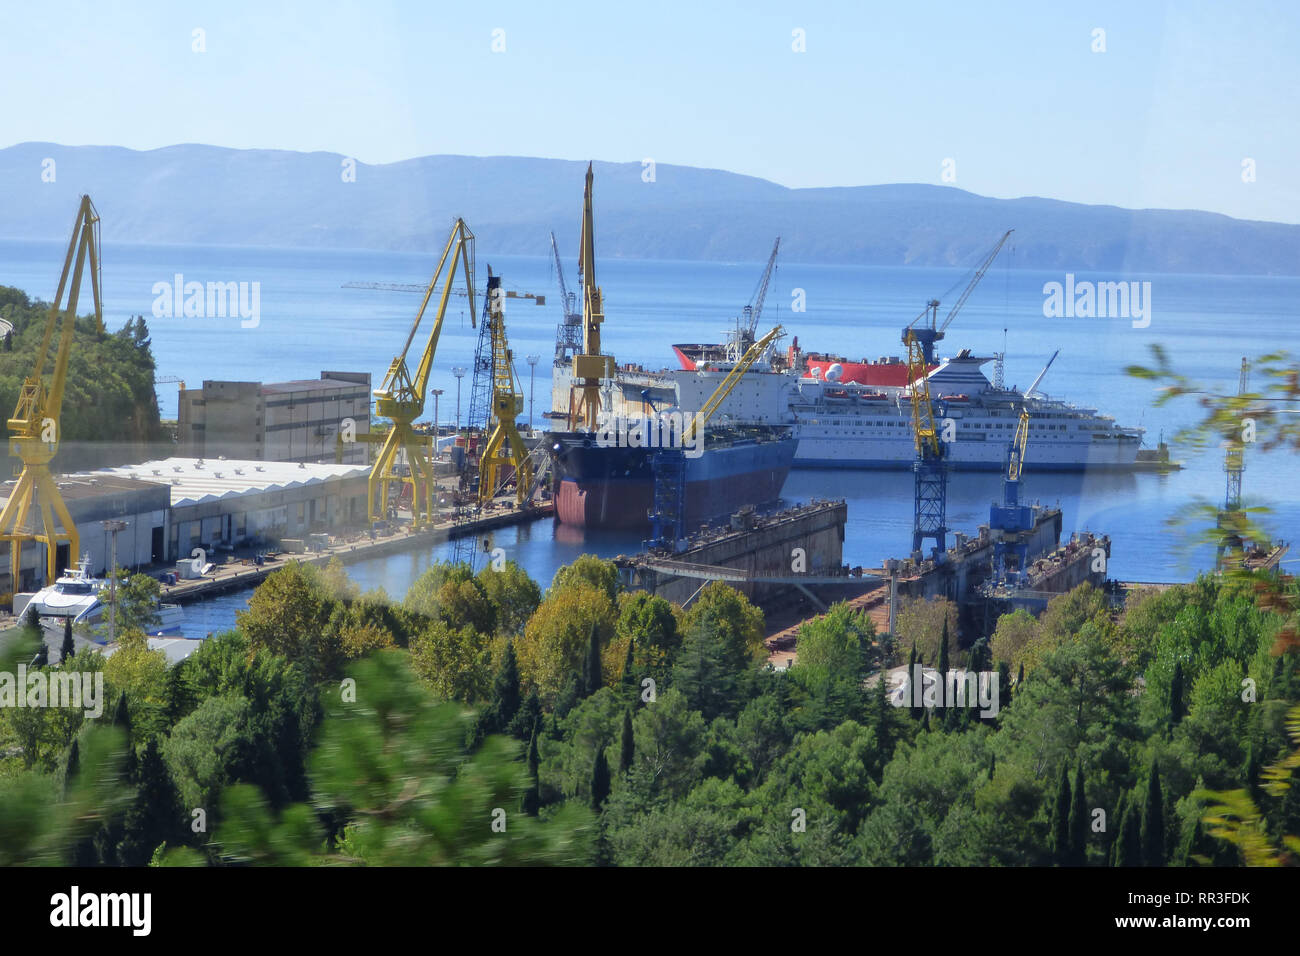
[4, 1, 1297, 222]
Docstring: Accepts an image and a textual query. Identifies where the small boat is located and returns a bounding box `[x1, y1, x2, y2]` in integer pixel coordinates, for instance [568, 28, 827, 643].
[26, 555, 185, 640]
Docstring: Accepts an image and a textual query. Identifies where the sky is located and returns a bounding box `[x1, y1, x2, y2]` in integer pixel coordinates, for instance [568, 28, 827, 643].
[2, 0, 1298, 223]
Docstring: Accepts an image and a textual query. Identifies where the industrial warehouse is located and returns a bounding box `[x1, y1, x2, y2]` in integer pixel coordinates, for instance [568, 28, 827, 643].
[0, 457, 370, 592]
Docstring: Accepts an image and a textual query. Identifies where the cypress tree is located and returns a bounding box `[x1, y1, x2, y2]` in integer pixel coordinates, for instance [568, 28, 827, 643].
[995, 661, 1012, 720]
[618, 709, 634, 774]
[521, 729, 540, 817]
[907, 643, 923, 720]
[1068, 762, 1088, 866]
[1141, 761, 1165, 867]
[936, 620, 950, 704]
[1115, 796, 1141, 868]
[60, 618, 75, 664]
[1109, 791, 1127, 867]
[1169, 661, 1185, 728]
[1050, 762, 1071, 865]
[488, 641, 521, 732]
[116, 738, 184, 866]
[61, 737, 80, 799]
[581, 623, 602, 697]
[22, 602, 40, 630]
[507, 688, 541, 741]
[620, 639, 637, 699]
[32, 639, 48, 668]
[554, 674, 581, 720]
[590, 748, 610, 812]
[111, 691, 130, 731]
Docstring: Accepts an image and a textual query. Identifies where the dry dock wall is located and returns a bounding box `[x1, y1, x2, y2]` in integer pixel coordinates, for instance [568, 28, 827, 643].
[618, 500, 847, 609]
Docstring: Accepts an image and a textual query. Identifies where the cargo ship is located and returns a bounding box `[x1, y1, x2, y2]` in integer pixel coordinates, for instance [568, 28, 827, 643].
[550, 425, 797, 529]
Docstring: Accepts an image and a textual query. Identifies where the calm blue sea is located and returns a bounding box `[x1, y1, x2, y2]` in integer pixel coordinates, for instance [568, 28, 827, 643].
[2, 239, 1297, 635]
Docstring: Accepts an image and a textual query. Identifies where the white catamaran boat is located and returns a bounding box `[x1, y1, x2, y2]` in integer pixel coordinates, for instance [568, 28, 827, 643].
[24, 556, 184, 640]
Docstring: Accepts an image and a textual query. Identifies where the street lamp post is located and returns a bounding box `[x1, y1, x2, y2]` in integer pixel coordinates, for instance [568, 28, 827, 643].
[101, 520, 127, 644]
[525, 354, 539, 433]
[431, 389, 443, 440]
[452, 367, 466, 431]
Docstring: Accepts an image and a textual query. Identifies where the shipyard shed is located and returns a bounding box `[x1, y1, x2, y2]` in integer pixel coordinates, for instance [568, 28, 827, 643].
[0, 473, 171, 591]
[92, 458, 370, 559]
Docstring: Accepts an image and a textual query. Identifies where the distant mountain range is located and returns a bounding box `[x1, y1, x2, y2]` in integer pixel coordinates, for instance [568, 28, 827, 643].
[2, 142, 1298, 274]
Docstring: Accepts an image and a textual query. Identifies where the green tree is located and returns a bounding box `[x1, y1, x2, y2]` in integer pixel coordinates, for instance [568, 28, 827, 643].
[619, 709, 634, 774]
[590, 749, 611, 812]
[551, 555, 620, 603]
[1050, 761, 1071, 865]
[236, 562, 341, 681]
[1141, 761, 1165, 867]
[1169, 660, 1186, 728]
[517, 580, 617, 702]
[582, 622, 603, 698]
[208, 651, 594, 865]
[483, 641, 521, 732]
[476, 560, 541, 638]
[1068, 763, 1088, 866]
[97, 569, 163, 637]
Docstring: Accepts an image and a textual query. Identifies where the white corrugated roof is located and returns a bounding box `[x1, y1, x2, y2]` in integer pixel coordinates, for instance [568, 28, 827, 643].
[92, 457, 368, 506]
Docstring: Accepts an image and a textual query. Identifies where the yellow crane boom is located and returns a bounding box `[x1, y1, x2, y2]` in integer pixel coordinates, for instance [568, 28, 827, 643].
[369, 218, 475, 526]
[686, 325, 784, 443]
[1008, 408, 1030, 481]
[906, 329, 940, 457]
[477, 270, 534, 506]
[0, 195, 103, 587]
[568, 163, 614, 429]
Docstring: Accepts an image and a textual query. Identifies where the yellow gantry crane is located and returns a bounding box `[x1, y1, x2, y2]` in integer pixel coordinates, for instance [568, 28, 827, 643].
[0, 195, 103, 588]
[477, 269, 534, 506]
[568, 163, 614, 430]
[369, 218, 476, 526]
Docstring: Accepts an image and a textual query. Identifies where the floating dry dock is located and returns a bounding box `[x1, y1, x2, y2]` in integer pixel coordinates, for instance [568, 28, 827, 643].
[615, 500, 870, 611]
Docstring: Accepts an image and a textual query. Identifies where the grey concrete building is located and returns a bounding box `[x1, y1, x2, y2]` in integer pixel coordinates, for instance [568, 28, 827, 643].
[178, 371, 371, 464]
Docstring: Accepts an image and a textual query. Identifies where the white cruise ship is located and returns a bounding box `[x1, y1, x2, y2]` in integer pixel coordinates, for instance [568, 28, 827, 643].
[651, 350, 1143, 471]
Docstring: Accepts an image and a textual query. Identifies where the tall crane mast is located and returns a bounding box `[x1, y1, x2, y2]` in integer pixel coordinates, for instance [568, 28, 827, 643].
[1217, 357, 1251, 566]
[989, 408, 1033, 588]
[0, 195, 103, 587]
[906, 329, 948, 557]
[742, 238, 780, 339]
[904, 229, 1013, 365]
[568, 163, 614, 430]
[370, 218, 475, 527]
[648, 325, 784, 551]
[477, 270, 534, 507]
[550, 230, 583, 366]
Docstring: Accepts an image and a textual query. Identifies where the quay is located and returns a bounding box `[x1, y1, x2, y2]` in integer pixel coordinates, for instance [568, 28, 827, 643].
[159, 500, 552, 605]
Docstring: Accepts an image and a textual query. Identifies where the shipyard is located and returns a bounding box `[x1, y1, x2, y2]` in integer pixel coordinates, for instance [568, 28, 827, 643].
[0, 167, 1285, 681]
[1, 1, 1298, 900]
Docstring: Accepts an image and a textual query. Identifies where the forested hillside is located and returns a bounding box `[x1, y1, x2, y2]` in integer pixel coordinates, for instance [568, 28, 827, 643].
[0, 285, 168, 471]
[2, 554, 1295, 867]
